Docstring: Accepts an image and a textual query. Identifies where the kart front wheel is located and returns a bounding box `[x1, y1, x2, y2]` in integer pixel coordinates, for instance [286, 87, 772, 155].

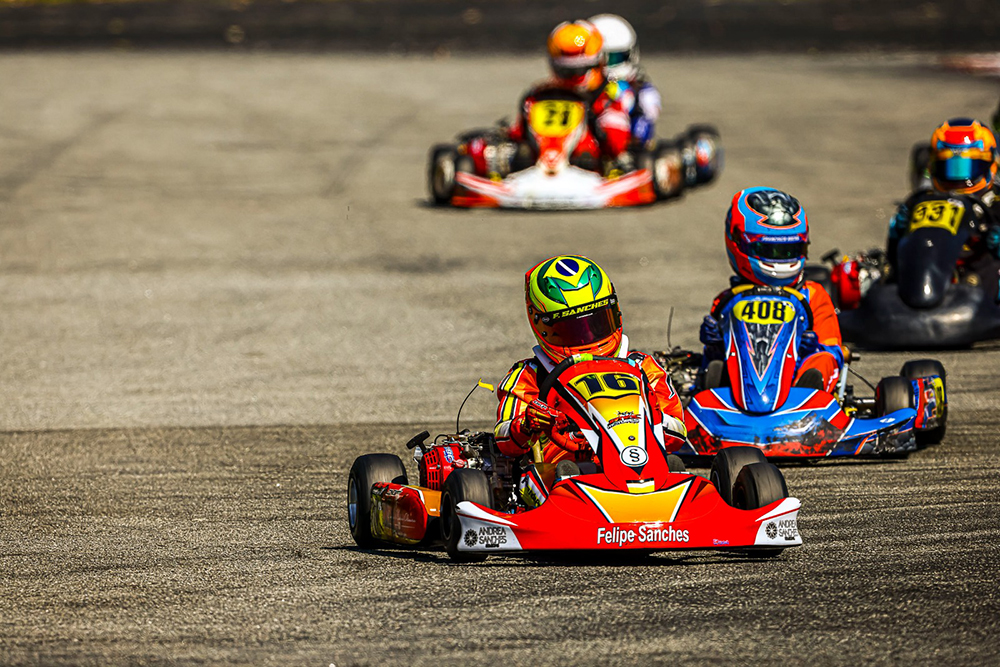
[440, 468, 493, 563]
[900, 359, 948, 445]
[876, 376, 914, 416]
[428, 144, 458, 204]
[348, 454, 408, 548]
[710, 446, 766, 506]
[732, 462, 789, 558]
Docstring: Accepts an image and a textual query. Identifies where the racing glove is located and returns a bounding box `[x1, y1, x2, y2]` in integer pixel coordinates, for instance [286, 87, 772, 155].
[986, 226, 1000, 259]
[798, 330, 821, 358]
[510, 399, 562, 449]
[632, 116, 654, 145]
[888, 206, 908, 241]
[699, 315, 723, 347]
[548, 413, 590, 452]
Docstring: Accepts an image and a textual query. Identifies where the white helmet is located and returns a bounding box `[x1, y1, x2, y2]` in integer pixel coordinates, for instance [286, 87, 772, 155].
[588, 14, 638, 82]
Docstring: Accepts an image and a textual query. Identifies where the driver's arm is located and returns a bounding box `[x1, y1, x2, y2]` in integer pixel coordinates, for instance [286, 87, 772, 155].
[494, 361, 540, 456]
[804, 283, 845, 365]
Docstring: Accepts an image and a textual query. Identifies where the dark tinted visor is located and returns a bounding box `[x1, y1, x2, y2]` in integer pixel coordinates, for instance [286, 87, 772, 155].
[538, 296, 621, 346]
[745, 241, 807, 261]
[552, 64, 593, 81]
[606, 51, 631, 67]
[933, 157, 991, 185]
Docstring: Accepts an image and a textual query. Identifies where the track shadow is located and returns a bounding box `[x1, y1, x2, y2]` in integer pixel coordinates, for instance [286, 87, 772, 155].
[327, 544, 792, 567]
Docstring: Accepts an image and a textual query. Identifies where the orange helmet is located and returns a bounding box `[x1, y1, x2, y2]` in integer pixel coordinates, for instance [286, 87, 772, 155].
[929, 117, 999, 195]
[525, 255, 623, 362]
[547, 21, 606, 93]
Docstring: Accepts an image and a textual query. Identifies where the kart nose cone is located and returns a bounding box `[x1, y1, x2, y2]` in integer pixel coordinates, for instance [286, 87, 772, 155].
[897, 232, 954, 309]
[900, 271, 947, 309]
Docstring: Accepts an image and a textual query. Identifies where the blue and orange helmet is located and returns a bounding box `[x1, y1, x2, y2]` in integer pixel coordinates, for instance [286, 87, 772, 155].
[724, 187, 809, 287]
[929, 117, 998, 195]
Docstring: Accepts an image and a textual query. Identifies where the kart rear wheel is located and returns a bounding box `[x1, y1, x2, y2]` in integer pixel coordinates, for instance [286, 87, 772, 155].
[909, 141, 932, 192]
[710, 446, 767, 507]
[428, 144, 458, 205]
[876, 376, 914, 416]
[900, 359, 948, 445]
[683, 125, 722, 185]
[803, 264, 835, 303]
[348, 454, 408, 548]
[732, 462, 789, 558]
[651, 142, 684, 199]
[440, 468, 493, 563]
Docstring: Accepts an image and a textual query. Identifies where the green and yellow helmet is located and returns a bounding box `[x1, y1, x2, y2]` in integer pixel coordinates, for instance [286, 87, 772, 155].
[525, 255, 623, 361]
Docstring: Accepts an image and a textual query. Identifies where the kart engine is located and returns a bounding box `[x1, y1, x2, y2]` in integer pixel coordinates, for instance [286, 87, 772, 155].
[412, 431, 516, 507]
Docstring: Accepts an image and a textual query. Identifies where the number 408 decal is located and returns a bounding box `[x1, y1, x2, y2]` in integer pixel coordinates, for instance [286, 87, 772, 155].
[570, 372, 640, 400]
[733, 299, 796, 326]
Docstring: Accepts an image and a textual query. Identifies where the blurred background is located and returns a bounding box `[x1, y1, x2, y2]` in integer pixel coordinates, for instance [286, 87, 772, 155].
[1, 0, 998, 54]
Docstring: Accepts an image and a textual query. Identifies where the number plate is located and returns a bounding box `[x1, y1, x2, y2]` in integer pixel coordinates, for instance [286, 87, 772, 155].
[732, 299, 796, 326]
[528, 100, 586, 138]
[570, 372, 640, 401]
[909, 199, 965, 235]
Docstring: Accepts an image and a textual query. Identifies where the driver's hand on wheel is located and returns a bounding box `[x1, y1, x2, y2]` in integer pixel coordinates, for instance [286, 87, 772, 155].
[699, 315, 723, 347]
[524, 400, 561, 433]
[549, 427, 589, 452]
[798, 330, 821, 357]
[511, 400, 563, 448]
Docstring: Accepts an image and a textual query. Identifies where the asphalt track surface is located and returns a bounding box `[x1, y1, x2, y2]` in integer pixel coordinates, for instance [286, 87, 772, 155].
[2, 53, 999, 665]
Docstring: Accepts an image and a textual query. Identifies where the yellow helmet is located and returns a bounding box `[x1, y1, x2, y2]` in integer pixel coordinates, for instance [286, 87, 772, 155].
[525, 255, 623, 362]
[547, 21, 606, 93]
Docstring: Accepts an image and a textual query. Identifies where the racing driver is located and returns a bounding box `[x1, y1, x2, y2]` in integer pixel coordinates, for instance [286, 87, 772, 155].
[700, 188, 845, 393]
[588, 13, 662, 148]
[494, 255, 687, 468]
[506, 20, 638, 176]
[887, 117, 1000, 302]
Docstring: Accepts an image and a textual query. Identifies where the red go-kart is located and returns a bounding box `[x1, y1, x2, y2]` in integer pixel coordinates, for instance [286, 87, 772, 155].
[348, 355, 801, 562]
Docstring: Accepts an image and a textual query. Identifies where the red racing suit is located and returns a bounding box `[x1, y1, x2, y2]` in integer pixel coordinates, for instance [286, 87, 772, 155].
[507, 78, 635, 164]
[709, 280, 844, 393]
[494, 339, 686, 464]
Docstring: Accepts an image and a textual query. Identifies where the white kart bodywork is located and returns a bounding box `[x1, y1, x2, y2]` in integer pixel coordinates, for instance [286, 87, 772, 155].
[455, 166, 654, 210]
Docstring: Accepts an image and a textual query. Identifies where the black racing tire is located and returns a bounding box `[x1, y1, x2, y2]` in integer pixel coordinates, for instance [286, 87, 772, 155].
[666, 454, 687, 473]
[732, 462, 789, 558]
[900, 359, 948, 445]
[875, 376, 914, 416]
[428, 144, 458, 205]
[348, 454, 408, 548]
[732, 462, 789, 510]
[652, 142, 684, 199]
[440, 468, 494, 563]
[899, 359, 947, 385]
[909, 141, 932, 192]
[702, 359, 726, 391]
[684, 124, 722, 185]
[710, 446, 767, 507]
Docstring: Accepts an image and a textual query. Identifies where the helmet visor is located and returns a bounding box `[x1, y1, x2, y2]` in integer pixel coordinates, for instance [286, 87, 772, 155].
[744, 240, 807, 261]
[537, 295, 621, 347]
[933, 156, 992, 186]
[606, 50, 631, 67]
[552, 63, 594, 82]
